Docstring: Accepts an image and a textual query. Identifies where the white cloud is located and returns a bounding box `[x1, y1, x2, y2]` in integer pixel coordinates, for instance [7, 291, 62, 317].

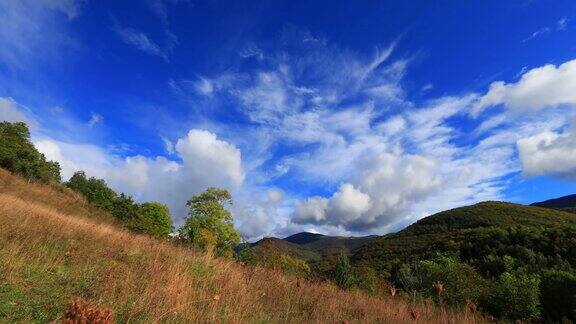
[195, 77, 214, 96]
[34, 129, 244, 227]
[293, 197, 329, 224]
[473, 59, 576, 115]
[41, 0, 83, 19]
[0, 0, 80, 69]
[88, 113, 103, 128]
[114, 26, 169, 60]
[161, 136, 175, 154]
[557, 18, 569, 31]
[518, 130, 576, 180]
[0, 97, 36, 125]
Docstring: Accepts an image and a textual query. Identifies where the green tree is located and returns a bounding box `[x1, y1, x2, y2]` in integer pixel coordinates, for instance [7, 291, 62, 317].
[178, 187, 241, 257]
[0, 121, 61, 182]
[66, 171, 117, 212]
[334, 253, 354, 289]
[112, 193, 140, 221]
[128, 202, 174, 238]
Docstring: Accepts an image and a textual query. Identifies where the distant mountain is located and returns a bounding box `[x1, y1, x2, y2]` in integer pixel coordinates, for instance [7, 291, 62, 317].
[251, 231, 377, 263]
[532, 194, 576, 213]
[284, 232, 325, 245]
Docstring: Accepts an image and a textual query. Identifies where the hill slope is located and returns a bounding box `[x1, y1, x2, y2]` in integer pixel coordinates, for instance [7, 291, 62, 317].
[0, 169, 475, 323]
[351, 201, 576, 274]
[532, 194, 576, 213]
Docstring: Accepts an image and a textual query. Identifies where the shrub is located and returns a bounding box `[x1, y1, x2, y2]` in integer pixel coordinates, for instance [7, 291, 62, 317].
[334, 254, 354, 289]
[394, 255, 486, 307]
[112, 193, 139, 221]
[482, 270, 540, 321]
[62, 298, 113, 324]
[540, 270, 576, 321]
[0, 121, 61, 182]
[353, 265, 382, 295]
[235, 244, 257, 264]
[127, 202, 174, 238]
[278, 254, 312, 278]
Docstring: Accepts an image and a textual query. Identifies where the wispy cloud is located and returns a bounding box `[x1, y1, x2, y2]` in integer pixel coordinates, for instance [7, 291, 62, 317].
[87, 112, 103, 128]
[0, 0, 81, 70]
[523, 17, 569, 42]
[114, 25, 172, 60]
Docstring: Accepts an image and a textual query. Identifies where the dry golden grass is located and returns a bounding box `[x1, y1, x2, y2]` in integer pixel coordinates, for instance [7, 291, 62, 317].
[0, 169, 483, 323]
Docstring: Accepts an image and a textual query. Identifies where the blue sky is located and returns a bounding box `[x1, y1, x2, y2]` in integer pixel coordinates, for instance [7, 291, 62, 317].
[1, 0, 576, 240]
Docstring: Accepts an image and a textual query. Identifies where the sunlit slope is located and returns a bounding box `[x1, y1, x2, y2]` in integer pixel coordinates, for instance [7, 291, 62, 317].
[0, 169, 478, 323]
[352, 201, 576, 273]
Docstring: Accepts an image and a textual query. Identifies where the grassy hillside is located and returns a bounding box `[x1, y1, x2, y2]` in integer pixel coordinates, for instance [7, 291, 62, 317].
[352, 201, 576, 273]
[0, 169, 477, 323]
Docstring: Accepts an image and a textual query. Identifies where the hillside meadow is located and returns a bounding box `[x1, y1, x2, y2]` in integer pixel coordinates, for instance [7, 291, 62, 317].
[0, 169, 481, 323]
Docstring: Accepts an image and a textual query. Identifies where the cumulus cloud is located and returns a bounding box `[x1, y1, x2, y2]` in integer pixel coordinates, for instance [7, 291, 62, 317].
[35, 129, 244, 227]
[518, 130, 576, 180]
[473, 59, 576, 115]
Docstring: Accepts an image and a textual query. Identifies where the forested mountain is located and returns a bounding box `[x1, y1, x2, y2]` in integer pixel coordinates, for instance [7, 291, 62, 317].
[251, 232, 376, 262]
[532, 194, 576, 213]
[351, 201, 576, 274]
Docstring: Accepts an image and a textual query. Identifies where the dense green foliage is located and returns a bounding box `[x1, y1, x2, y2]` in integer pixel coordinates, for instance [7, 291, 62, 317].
[127, 202, 174, 238]
[484, 269, 540, 320]
[66, 171, 174, 238]
[333, 254, 354, 289]
[66, 171, 118, 214]
[0, 122, 61, 182]
[179, 188, 241, 257]
[539, 270, 576, 321]
[348, 202, 576, 321]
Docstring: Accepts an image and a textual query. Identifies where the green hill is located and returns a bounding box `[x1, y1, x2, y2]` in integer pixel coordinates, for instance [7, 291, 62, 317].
[351, 201, 576, 274]
[251, 232, 376, 264]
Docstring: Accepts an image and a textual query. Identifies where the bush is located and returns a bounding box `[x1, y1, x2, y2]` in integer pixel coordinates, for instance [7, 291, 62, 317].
[334, 254, 354, 289]
[0, 121, 61, 182]
[127, 202, 174, 238]
[394, 255, 487, 307]
[66, 171, 175, 239]
[483, 270, 541, 321]
[112, 193, 140, 221]
[353, 265, 383, 295]
[540, 270, 576, 321]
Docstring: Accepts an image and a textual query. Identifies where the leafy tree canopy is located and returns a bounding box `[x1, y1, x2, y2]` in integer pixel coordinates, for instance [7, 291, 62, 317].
[128, 202, 174, 238]
[179, 187, 241, 258]
[0, 121, 61, 182]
